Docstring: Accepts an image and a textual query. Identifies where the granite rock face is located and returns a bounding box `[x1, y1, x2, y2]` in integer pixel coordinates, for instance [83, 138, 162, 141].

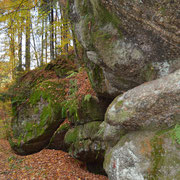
[104, 130, 180, 180]
[101, 69, 180, 179]
[102, 69, 180, 144]
[68, 0, 180, 97]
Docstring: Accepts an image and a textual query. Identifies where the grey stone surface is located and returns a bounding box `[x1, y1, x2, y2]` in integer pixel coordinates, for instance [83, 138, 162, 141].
[68, 0, 180, 97]
[104, 69, 180, 141]
[104, 130, 180, 180]
[64, 121, 106, 163]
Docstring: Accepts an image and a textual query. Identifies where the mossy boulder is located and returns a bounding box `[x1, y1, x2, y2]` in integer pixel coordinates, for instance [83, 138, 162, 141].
[76, 95, 105, 125]
[9, 59, 106, 155]
[10, 79, 65, 155]
[104, 129, 180, 180]
[64, 121, 107, 163]
[103, 69, 180, 146]
[68, 0, 180, 98]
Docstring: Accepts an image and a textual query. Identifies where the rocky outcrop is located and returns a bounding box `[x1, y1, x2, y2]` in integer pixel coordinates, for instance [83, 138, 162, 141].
[9, 58, 106, 161]
[64, 121, 106, 162]
[9, 0, 180, 178]
[104, 130, 180, 180]
[103, 69, 180, 143]
[100, 69, 180, 179]
[68, 0, 180, 98]
[10, 79, 65, 155]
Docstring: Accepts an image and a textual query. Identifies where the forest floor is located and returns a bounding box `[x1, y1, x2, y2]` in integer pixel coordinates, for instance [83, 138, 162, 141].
[0, 138, 108, 180]
[0, 107, 108, 180]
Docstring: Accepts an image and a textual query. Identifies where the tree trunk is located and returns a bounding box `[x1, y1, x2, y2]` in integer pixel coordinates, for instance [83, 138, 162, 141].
[55, 6, 58, 58]
[18, 24, 23, 71]
[50, 2, 54, 60]
[10, 30, 15, 79]
[41, 18, 44, 66]
[31, 26, 39, 67]
[45, 17, 48, 64]
[25, 9, 31, 71]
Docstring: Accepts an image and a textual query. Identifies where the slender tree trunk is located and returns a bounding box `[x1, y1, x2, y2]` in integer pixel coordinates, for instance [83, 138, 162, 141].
[31, 27, 39, 67]
[55, 7, 58, 58]
[45, 17, 48, 64]
[60, 5, 69, 56]
[25, 9, 31, 71]
[18, 25, 23, 71]
[10, 31, 15, 79]
[41, 18, 44, 66]
[50, 2, 54, 60]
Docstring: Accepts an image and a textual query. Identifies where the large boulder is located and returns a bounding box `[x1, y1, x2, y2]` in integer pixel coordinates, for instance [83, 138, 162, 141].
[10, 79, 65, 155]
[64, 121, 106, 163]
[9, 59, 107, 155]
[104, 129, 180, 180]
[101, 69, 180, 145]
[76, 95, 106, 125]
[68, 0, 180, 97]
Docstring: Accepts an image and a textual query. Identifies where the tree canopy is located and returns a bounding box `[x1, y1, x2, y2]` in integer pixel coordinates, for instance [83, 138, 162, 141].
[0, 0, 75, 85]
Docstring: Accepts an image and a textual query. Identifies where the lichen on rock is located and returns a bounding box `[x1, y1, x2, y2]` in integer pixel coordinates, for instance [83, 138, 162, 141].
[104, 129, 180, 180]
[68, 0, 180, 98]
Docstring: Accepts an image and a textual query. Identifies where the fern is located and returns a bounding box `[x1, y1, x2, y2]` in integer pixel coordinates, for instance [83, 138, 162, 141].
[61, 79, 79, 121]
[66, 71, 78, 78]
[84, 94, 91, 102]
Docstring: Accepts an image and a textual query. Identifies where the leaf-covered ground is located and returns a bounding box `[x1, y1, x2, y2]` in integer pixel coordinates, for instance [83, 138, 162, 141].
[0, 139, 108, 180]
[0, 102, 108, 180]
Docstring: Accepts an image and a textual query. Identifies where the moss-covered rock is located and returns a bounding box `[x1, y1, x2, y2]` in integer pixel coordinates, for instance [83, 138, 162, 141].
[104, 129, 180, 180]
[68, 0, 180, 98]
[76, 95, 105, 125]
[10, 79, 65, 155]
[64, 121, 107, 163]
[9, 57, 106, 155]
[103, 70, 180, 144]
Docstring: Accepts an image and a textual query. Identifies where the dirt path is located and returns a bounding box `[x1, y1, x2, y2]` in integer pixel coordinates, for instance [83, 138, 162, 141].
[0, 139, 108, 180]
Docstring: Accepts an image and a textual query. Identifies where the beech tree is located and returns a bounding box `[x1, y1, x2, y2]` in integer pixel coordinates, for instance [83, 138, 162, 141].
[0, 0, 75, 77]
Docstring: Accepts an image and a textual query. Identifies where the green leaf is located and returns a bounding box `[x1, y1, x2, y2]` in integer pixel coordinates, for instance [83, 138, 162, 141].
[84, 94, 91, 102]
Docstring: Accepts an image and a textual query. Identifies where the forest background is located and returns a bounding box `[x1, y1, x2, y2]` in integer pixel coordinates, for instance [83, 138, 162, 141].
[0, 0, 77, 88]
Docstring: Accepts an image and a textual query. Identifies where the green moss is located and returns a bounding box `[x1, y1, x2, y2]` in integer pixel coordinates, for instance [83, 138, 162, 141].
[64, 127, 79, 145]
[34, 107, 39, 114]
[174, 124, 180, 144]
[83, 121, 102, 137]
[80, 96, 104, 122]
[29, 81, 65, 106]
[148, 136, 165, 180]
[103, 150, 112, 170]
[87, 64, 104, 92]
[115, 110, 133, 123]
[58, 123, 70, 132]
[89, 0, 122, 35]
[11, 80, 64, 146]
[76, 0, 91, 16]
[169, 124, 180, 145]
[115, 100, 123, 109]
[96, 3, 121, 35]
[77, 0, 122, 50]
